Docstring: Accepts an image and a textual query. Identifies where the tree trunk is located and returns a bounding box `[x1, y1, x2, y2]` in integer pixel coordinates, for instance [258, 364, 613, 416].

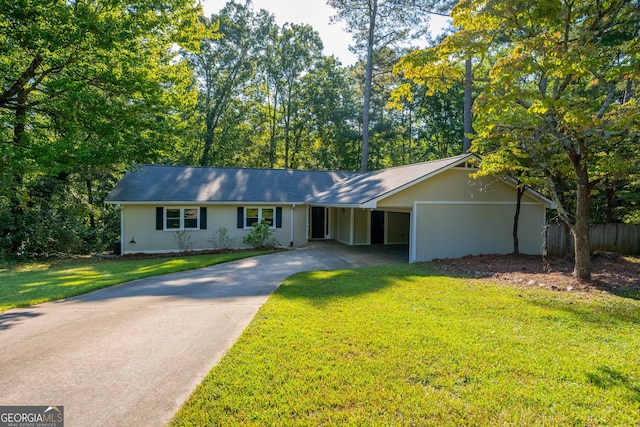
[572, 162, 592, 280]
[4, 90, 29, 254]
[360, 0, 377, 173]
[605, 179, 616, 223]
[463, 57, 472, 153]
[86, 178, 96, 229]
[200, 109, 216, 166]
[513, 183, 526, 255]
[623, 78, 633, 103]
[283, 91, 292, 169]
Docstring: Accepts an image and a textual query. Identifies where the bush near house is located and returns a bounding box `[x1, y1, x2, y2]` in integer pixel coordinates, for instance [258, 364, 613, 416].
[243, 219, 279, 248]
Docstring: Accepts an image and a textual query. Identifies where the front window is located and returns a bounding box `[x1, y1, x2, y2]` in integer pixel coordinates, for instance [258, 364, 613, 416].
[245, 208, 259, 227]
[262, 208, 274, 227]
[165, 207, 198, 230]
[184, 208, 198, 229]
[244, 207, 275, 229]
[166, 208, 181, 229]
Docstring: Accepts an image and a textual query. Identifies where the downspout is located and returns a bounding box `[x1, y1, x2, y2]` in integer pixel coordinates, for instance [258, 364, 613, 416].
[120, 204, 125, 255]
[290, 204, 295, 247]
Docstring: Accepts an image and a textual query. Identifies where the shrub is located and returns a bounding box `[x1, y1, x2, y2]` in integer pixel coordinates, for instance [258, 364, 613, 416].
[208, 227, 234, 250]
[242, 220, 279, 248]
[173, 230, 192, 252]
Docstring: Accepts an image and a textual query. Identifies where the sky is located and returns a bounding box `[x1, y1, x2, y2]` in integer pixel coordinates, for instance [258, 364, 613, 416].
[200, 0, 452, 66]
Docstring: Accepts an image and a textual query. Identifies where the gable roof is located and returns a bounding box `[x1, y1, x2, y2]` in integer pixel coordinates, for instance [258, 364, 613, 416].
[306, 153, 475, 207]
[105, 165, 357, 204]
[106, 154, 554, 208]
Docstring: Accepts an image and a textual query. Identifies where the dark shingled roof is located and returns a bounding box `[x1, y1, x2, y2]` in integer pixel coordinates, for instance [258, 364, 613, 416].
[105, 165, 358, 203]
[306, 154, 472, 205]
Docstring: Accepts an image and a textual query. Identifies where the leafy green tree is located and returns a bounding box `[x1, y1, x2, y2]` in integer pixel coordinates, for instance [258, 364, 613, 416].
[259, 22, 324, 168]
[0, 0, 208, 257]
[295, 56, 362, 170]
[190, 1, 260, 166]
[327, 0, 452, 172]
[398, 0, 640, 280]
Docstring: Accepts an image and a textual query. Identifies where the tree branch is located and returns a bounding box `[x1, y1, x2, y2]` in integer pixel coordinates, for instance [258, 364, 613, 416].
[0, 54, 43, 108]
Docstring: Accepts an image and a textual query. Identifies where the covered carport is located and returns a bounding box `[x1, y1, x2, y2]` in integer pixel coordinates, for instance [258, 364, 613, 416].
[306, 154, 553, 263]
[309, 206, 410, 248]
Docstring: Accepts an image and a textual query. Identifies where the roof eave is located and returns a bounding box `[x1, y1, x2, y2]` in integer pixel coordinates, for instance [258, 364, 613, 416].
[105, 200, 307, 205]
[362, 153, 479, 206]
[502, 176, 556, 209]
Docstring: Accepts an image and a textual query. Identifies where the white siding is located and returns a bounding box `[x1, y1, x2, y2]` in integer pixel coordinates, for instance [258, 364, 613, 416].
[413, 202, 545, 262]
[121, 204, 307, 254]
[387, 212, 410, 244]
[337, 208, 352, 244]
[353, 209, 369, 245]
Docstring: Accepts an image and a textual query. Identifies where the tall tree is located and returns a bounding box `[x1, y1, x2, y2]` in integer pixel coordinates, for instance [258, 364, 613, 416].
[398, 0, 640, 280]
[327, 0, 445, 172]
[0, 0, 207, 257]
[261, 23, 324, 168]
[191, 1, 256, 166]
[298, 57, 362, 170]
[189, 5, 279, 169]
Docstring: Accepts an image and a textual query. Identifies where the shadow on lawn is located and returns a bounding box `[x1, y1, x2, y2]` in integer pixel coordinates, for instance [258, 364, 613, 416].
[526, 296, 640, 326]
[276, 264, 439, 305]
[586, 366, 640, 401]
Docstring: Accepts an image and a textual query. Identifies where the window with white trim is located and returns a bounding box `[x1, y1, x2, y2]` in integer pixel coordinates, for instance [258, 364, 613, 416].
[244, 207, 275, 229]
[165, 207, 199, 230]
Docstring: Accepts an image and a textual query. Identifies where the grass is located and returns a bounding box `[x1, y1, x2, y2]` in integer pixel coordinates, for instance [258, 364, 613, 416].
[0, 251, 270, 313]
[171, 263, 640, 426]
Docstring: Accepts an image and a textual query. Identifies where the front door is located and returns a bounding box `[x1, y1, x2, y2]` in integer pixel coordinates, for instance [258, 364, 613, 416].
[311, 207, 325, 239]
[371, 210, 385, 244]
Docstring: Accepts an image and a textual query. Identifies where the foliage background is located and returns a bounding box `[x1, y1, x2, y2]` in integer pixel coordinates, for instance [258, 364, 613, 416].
[1, 0, 638, 260]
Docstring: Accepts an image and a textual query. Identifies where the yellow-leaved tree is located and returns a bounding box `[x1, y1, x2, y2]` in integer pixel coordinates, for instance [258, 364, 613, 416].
[396, 0, 640, 280]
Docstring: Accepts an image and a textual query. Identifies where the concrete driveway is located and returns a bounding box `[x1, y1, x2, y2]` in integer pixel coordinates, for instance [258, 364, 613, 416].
[0, 243, 405, 427]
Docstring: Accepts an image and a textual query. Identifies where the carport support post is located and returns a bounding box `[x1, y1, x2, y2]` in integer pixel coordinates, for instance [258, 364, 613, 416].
[306, 205, 309, 241]
[350, 208, 354, 245]
[409, 203, 417, 263]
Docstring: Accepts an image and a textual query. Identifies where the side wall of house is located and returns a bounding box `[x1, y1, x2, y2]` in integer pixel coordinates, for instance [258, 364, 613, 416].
[413, 203, 545, 261]
[353, 209, 369, 245]
[328, 208, 339, 239]
[374, 168, 546, 261]
[121, 204, 307, 254]
[386, 212, 410, 244]
[336, 207, 352, 244]
[379, 168, 542, 208]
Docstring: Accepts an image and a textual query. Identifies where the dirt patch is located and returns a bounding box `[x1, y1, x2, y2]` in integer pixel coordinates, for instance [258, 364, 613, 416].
[433, 252, 640, 294]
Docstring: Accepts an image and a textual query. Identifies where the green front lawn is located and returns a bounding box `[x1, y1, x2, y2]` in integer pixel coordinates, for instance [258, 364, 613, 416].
[172, 263, 640, 426]
[0, 251, 270, 313]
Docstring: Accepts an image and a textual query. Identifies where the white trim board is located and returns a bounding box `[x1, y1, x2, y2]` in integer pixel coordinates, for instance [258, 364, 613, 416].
[413, 201, 544, 206]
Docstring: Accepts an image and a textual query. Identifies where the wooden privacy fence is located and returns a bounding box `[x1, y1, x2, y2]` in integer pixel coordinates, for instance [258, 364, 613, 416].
[545, 223, 640, 256]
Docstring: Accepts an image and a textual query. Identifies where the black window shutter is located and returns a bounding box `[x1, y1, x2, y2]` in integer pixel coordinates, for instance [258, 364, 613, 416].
[200, 207, 207, 230]
[237, 207, 244, 228]
[156, 207, 163, 230]
[276, 207, 282, 228]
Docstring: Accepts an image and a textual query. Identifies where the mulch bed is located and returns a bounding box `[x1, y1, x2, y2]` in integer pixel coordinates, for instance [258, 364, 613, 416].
[433, 252, 640, 294]
[113, 247, 639, 295]
[115, 247, 281, 261]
